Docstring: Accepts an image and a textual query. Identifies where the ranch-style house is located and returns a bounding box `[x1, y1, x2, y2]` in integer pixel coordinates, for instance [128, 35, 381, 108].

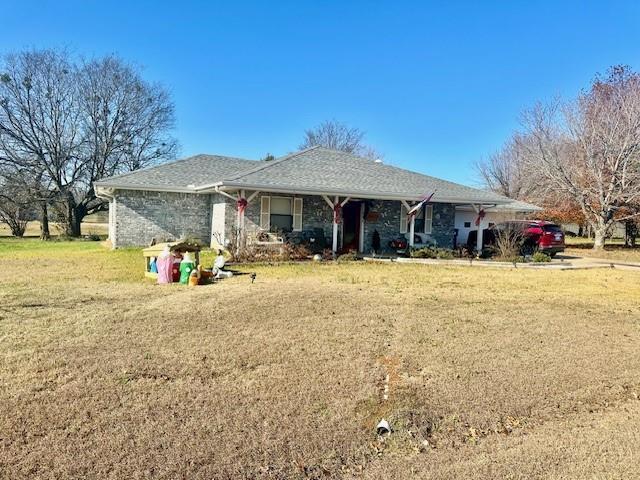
[94, 146, 539, 254]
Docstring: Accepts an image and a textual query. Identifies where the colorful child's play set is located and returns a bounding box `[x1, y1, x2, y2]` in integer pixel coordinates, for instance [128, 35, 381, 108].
[142, 241, 232, 286]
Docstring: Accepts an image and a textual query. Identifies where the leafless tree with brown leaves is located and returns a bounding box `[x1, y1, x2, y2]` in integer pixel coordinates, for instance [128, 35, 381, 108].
[519, 66, 640, 250]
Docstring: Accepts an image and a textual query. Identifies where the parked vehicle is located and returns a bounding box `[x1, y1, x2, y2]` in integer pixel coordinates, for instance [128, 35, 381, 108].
[467, 220, 565, 257]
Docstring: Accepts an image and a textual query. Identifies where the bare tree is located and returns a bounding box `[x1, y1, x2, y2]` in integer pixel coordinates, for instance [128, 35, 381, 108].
[519, 66, 640, 250]
[0, 174, 33, 236]
[0, 161, 54, 238]
[0, 50, 83, 237]
[0, 49, 176, 237]
[300, 120, 381, 159]
[475, 133, 538, 199]
[65, 56, 177, 235]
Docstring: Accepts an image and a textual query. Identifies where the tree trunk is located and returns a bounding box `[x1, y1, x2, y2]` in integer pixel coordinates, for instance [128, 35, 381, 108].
[64, 208, 82, 237]
[70, 211, 82, 237]
[593, 223, 608, 250]
[40, 201, 50, 240]
[66, 202, 86, 237]
[63, 193, 84, 237]
[624, 220, 637, 248]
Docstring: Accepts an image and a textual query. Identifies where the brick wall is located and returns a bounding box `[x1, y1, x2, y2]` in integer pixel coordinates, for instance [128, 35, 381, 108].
[114, 190, 213, 247]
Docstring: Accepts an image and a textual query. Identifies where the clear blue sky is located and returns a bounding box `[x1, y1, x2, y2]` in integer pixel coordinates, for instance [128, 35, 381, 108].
[4, 1, 640, 185]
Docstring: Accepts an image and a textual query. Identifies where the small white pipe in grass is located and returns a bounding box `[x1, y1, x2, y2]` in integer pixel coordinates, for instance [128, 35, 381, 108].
[376, 418, 391, 435]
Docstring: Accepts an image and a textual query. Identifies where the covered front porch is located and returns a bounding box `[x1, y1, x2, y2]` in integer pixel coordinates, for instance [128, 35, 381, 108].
[202, 186, 469, 255]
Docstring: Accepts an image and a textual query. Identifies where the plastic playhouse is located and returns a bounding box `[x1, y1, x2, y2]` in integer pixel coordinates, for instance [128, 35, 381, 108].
[142, 241, 232, 286]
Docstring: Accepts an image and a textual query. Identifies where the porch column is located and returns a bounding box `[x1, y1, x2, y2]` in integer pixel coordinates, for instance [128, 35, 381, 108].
[358, 202, 365, 253]
[240, 189, 246, 234]
[322, 194, 346, 256]
[235, 189, 260, 250]
[236, 190, 246, 250]
[236, 201, 242, 253]
[409, 214, 415, 248]
[332, 195, 339, 254]
[473, 204, 484, 254]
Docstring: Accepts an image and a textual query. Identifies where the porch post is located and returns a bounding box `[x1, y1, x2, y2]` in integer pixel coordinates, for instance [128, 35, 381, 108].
[238, 190, 246, 249]
[358, 202, 365, 253]
[409, 214, 415, 248]
[332, 195, 339, 254]
[236, 200, 241, 252]
[240, 189, 246, 232]
[473, 204, 483, 254]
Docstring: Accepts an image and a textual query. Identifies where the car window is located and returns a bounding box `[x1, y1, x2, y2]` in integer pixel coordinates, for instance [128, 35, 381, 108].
[542, 224, 563, 233]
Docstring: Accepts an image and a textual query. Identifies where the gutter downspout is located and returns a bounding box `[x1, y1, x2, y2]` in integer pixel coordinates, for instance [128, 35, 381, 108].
[95, 187, 116, 248]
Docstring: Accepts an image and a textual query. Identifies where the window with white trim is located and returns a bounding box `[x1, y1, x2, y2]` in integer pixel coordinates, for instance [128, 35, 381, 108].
[260, 196, 303, 232]
[400, 204, 408, 233]
[401, 204, 433, 234]
[292, 198, 303, 231]
[260, 196, 271, 229]
[414, 206, 426, 232]
[424, 205, 433, 234]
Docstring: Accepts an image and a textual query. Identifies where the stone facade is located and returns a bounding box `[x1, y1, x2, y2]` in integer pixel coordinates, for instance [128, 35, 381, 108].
[361, 199, 402, 254]
[111, 188, 456, 252]
[113, 190, 214, 247]
[362, 200, 456, 253]
[429, 203, 456, 248]
[244, 194, 334, 247]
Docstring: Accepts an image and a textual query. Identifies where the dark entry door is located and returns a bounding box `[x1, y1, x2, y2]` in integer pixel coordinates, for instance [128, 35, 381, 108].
[341, 202, 361, 252]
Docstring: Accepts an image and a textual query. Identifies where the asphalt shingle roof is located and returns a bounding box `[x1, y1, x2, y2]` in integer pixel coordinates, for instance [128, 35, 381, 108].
[221, 147, 509, 203]
[95, 154, 258, 190]
[96, 146, 510, 204]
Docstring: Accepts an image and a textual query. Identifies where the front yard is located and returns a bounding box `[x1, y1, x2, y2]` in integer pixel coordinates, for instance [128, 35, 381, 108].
[1, 239, 640, 479]
[564, 236, 640, 263]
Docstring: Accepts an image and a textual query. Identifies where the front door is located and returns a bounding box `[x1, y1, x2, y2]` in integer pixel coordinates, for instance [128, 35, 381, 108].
[341, 202, 361, 252]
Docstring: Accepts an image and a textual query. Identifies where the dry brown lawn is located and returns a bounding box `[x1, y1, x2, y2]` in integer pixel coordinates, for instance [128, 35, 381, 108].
[1, 239, 640, 479]
[564, 237, 640, 263]
[564, 246, 640, 263]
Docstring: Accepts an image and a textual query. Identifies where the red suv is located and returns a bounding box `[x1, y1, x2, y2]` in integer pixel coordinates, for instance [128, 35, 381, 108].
[468, 220, 565, 257]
